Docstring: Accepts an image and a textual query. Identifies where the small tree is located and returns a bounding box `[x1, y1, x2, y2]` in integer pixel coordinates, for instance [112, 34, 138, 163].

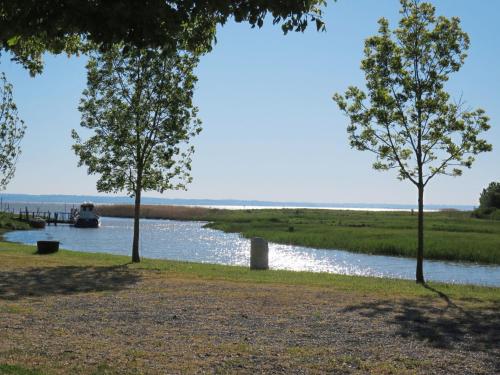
[73, 46, 201, 262]
[333, 0, 491, 283]
[0, 72, 25, 189]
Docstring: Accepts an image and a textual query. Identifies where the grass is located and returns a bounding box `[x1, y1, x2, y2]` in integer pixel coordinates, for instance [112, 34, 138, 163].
[0, 212, 30, 232]
[203, 209, 500, 264]
[1, 207, 498, 301]
[1, 241, 498, 304]
[1, 241, 499, 374]
[0, 364, 44, 375]
[97, 205, 500, 264]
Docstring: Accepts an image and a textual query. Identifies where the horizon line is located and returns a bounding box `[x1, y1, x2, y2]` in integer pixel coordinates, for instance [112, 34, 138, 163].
[0, 192, 476, 209]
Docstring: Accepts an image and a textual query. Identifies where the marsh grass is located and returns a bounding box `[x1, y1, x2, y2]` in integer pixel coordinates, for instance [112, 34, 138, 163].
[0, 212, 30, 232]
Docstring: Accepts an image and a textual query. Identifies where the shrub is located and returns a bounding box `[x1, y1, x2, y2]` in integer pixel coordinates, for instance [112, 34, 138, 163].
[490, 209, 500, 221]
[479, 182, 500, 209]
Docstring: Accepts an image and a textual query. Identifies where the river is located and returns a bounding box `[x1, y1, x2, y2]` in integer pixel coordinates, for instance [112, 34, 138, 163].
[3, 217, 499, 287]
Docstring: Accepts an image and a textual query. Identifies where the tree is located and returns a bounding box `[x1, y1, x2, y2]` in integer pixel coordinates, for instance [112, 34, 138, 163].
[479, 182, 500, 210]
[0, 72, 25, 189]
[72, 46, 201, 262]
[1, 0, 327, 75]
[333, 0, 491, 283]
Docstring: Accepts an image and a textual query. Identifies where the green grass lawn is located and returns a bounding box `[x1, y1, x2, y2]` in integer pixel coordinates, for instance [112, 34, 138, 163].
[1, 242, 498, 375]
[192, 209, 500, 264]
[0, 364, 43, 375]
[1, 241, 498, 304]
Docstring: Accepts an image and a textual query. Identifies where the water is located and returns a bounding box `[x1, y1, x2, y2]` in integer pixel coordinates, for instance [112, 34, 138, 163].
[4, 217, 499, 287]
[0, 193, 475, 212]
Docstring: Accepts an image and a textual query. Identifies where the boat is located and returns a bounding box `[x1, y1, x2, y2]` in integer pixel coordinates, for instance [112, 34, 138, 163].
[74, 202, 101, 228]
[29, 217, 46, 229]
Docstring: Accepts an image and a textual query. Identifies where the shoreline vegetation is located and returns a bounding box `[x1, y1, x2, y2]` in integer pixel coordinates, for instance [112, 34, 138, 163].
[0, 242, 498, 373]
[96, 205, 500, 265]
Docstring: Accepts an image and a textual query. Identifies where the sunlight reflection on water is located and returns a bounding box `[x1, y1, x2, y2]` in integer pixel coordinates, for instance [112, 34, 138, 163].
[4, 217, 499, 286]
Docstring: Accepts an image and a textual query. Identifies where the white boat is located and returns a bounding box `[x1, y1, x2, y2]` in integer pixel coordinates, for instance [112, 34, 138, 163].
[74, 202, 101, 228]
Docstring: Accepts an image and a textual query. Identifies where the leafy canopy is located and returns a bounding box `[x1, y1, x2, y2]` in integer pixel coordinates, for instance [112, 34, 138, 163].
[72, 46, 201, 196]
[0, 72, 25, 189]
[1, 0, 327, 75]
[333, 0, 491, 188]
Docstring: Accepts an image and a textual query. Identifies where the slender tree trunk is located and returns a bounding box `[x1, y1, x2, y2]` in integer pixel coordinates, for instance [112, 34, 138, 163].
[132, 181, 142, 263]
[416, 184, 425, 284]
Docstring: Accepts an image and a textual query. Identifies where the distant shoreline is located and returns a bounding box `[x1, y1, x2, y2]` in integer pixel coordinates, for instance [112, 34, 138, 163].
[0, 193, 475, 211]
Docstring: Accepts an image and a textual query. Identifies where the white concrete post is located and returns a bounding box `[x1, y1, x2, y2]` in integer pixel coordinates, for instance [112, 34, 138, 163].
[250, 237, 269, 270]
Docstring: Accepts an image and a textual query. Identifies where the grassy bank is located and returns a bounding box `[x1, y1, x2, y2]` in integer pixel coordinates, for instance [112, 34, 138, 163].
[0, 241, 498, 304]
[0, 212, 30, 232]
[1, 242, 499, 374]
[2, 208, 499, 374]
[97, 205, 500, 264]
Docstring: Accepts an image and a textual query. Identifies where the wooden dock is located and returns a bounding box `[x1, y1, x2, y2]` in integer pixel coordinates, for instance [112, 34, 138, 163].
[16, 207, 77, 225]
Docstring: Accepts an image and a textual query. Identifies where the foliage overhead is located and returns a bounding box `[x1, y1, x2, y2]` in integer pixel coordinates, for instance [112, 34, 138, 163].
[0, 72, 25, 189]
[333, 0, 491, 189]
[479, 182, 500, 209]
[72, 46, 202, 197]
[1, 0, 327, 75]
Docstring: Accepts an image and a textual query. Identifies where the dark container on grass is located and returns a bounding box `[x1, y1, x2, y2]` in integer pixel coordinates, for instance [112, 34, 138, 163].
[37, 240, 59, 254]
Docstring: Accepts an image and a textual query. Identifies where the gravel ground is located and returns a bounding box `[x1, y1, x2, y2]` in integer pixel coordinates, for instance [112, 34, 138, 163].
[0, 266, 498, 374]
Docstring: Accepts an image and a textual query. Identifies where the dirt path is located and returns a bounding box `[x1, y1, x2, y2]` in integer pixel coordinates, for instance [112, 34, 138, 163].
[0, 266, 498, 374]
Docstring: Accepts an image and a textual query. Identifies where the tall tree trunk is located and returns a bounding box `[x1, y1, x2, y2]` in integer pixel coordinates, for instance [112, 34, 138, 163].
[132, 183, 142, 263]
[416, 184, 425, 284]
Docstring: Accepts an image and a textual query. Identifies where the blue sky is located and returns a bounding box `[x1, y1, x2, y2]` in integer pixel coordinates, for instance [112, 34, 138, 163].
[1, 0, 499, 205]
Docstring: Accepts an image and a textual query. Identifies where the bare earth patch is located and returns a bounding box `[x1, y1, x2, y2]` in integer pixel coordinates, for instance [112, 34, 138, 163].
[0, 267, 498, 374]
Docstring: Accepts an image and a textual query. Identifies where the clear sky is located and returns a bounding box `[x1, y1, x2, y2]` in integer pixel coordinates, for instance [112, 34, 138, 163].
[1, 0, 499, 206]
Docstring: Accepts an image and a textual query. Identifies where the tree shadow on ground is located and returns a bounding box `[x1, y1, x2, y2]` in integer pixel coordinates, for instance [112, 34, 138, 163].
[341, 285, 500, 355]
[0, 265, 141, 300]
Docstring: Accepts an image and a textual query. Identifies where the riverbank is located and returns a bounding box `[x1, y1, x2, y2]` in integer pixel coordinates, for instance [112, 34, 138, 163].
[96, 205, 500, 264]
[0, 242, 499, 374]
[0, 212, 30, 232]
[6, 216, 499, 286]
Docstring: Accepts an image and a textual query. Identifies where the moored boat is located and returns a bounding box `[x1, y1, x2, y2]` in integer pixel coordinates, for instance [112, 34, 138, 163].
[29, 217, 47, 229]
[74, 202, 101, 228]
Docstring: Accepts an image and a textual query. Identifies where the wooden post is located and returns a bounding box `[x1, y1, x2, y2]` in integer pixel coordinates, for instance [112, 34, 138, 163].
[54, 212, 58, 226]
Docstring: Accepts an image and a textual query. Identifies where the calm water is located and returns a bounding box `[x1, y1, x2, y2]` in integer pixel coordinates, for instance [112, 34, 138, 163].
[0, 194, 475, 211]
[4, 217, 500, 286]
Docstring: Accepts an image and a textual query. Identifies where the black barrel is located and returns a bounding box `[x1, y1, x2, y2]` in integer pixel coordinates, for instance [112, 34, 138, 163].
[37, 241, 59, 254]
